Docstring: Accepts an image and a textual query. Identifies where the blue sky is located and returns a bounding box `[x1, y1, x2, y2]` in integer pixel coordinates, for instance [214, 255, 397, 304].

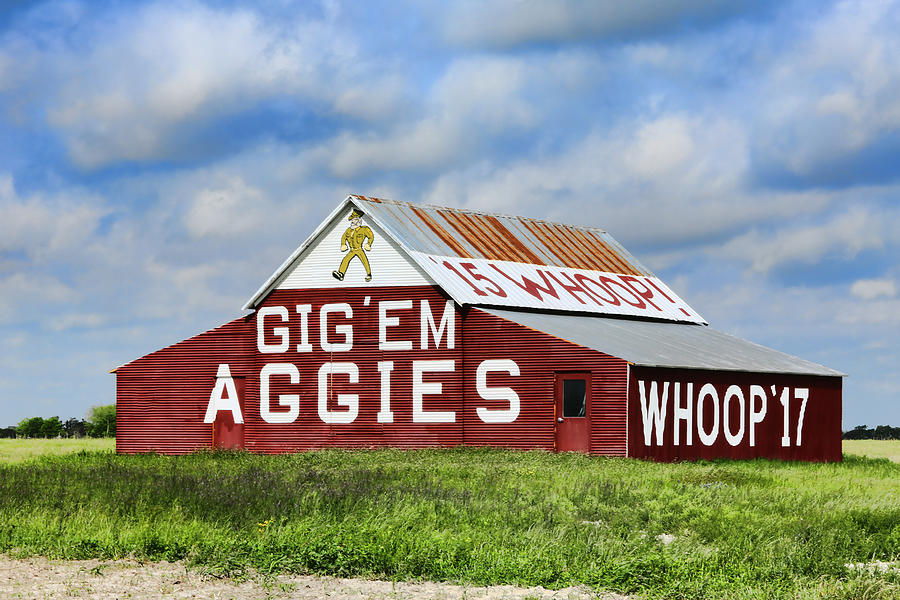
[1, 0, 898, 429]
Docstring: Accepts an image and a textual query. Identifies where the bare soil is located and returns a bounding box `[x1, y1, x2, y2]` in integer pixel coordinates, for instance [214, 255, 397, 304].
[0, 556, 626, 599]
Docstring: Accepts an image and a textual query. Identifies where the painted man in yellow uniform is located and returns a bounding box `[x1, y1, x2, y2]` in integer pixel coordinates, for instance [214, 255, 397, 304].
[333, 209, 375, 282]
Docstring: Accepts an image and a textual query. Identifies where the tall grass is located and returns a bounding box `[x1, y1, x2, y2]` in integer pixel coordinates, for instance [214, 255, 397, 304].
[1, 448, 898, 599]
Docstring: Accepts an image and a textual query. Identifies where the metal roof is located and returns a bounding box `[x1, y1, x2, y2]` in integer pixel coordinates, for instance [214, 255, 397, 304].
[479, 307, 845, 377]
[350, 195, 652, 275]
[244, 195, 703, 324]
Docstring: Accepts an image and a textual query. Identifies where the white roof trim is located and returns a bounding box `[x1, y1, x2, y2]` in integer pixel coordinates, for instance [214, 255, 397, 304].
[244, 196, 444, 310]
[243, 197, 354, 310]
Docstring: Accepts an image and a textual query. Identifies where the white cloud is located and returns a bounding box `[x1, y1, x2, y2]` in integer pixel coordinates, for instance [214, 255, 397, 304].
[836, 299, 900, 326]
[0, 174, 106, 260]
[47, 313, 108, 332]
[0, 273, 76, 323]
[184, 176, 266, 238]
[756, 0, 900, 177]
[327, 56, 537, 177]
[7, 2, 364, 168]
[850, 278, 897, 300]
[720, 208, 884, 274]
[624, 116, 695, 176]
[329, 118, 466, 178]
[422, 113, 828, 248]
[333, 75, 409, 121]
[441, 0, 753, 48]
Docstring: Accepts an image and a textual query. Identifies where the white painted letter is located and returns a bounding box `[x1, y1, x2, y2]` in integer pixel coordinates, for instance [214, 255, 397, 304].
[723, 385, 745, 446]
[317, 362, 359, 424]
[420, 300, 456, 349]
[257, 306, 289, 353]
[260, 363, 299, 424]
[377, 361, 394, 423]
[320, 303, 353, 351]
[673, 382, 693, 446]
[749, 385, 767, 447]
[295, 304, 312, 352]
[638, 380, 668, 446]
[777, 386, 791, 447]
[697, 383, 720, 446]
[413, 360, 456, 423]
[795, 388, 809, 446]
[203, 364, 243, 424]
[475, 359, 520, 423]
[379, 300, 413, 351]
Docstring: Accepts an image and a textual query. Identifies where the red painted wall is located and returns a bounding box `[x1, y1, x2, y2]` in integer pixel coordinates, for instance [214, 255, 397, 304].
[245, 286, 463, 452]
[627, 366, 842, 462]
[116, 288, 629, 456]
[462, 309, 627, 456]
[116, 317, 252, 454]
[115, 288, 840, 461]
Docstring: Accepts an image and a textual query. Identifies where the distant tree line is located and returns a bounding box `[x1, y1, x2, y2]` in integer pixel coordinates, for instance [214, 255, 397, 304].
[842, 425, 900, 440]
[0, 405, 116, 439]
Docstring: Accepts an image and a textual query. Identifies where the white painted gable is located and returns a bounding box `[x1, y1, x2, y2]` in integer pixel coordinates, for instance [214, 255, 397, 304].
[277, 206, 432, 290]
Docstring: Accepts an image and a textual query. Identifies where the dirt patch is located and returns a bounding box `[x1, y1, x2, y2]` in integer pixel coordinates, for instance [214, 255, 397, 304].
[0, 555, 627, 599]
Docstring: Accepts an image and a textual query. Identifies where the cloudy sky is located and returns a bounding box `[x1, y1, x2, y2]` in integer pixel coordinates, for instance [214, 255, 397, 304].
[1, 0, 898, 429]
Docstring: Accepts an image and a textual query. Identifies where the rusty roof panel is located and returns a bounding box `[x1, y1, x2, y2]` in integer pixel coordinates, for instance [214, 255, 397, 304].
[408, 205, 472, 258]
[349, 195, 653, 276]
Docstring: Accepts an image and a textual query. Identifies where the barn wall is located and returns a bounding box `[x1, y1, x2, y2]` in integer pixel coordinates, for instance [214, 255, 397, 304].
[462, 310, 628, 456]
[245, 293, 628, 454]
[116, 317, 252, 454]
[245, 285, 463, 452]
[627, 366, 842, 462]
[115, 295, 839, 462]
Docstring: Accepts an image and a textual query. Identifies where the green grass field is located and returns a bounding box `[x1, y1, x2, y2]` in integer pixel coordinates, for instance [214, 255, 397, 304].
[843, 439, 900, 463]
[1, 440, 898, 599]
[0, 437, 115, 462]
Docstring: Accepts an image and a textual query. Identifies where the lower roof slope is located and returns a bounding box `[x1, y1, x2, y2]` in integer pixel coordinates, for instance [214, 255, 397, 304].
[480, 308, 844, 377]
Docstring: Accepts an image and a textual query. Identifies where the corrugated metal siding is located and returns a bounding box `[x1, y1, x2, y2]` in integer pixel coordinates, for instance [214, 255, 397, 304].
[479, 308, 843, 376]
[116, 285, 630, 456]
[351, 195, 652, 275]
[627, 366, 842, 462]
[464, 309, 628, 456]
[116, 317, 252, 454]
[247, 286, 464, 452]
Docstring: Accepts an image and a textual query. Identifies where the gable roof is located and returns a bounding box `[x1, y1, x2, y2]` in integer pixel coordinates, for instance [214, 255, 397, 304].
[243, 195, 704, 324]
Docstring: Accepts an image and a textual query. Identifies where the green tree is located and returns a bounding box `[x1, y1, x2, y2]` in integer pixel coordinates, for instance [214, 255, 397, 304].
[62, 418, 86, 438]
[40, 416, 63, 439]
[16, 417, 44, 438]
[86, 404, 116, 438]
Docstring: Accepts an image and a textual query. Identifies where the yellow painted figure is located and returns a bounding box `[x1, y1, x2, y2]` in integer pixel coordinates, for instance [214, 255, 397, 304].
[333, 209, 374, 282]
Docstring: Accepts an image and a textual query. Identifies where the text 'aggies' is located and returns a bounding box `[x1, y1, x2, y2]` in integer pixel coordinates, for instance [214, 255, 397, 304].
[203, 299, 522, 426]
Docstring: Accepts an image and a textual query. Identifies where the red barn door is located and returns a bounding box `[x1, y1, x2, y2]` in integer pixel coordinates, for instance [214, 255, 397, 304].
[212, 377, 245, 449]
[556, 373, 590, 452]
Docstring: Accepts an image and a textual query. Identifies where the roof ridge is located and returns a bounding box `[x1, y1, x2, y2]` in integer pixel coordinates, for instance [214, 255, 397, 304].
[349, 194, 609, 234]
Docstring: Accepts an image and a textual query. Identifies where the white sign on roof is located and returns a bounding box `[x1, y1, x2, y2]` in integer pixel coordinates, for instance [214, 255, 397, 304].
[409, 253, 706, 324]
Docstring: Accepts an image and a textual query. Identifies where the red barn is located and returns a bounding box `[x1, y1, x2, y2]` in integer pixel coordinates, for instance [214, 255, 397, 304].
[115, 196, 844, 460]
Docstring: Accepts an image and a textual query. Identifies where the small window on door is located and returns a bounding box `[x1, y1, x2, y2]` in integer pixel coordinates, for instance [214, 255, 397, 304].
[562, 378, 586, 417]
